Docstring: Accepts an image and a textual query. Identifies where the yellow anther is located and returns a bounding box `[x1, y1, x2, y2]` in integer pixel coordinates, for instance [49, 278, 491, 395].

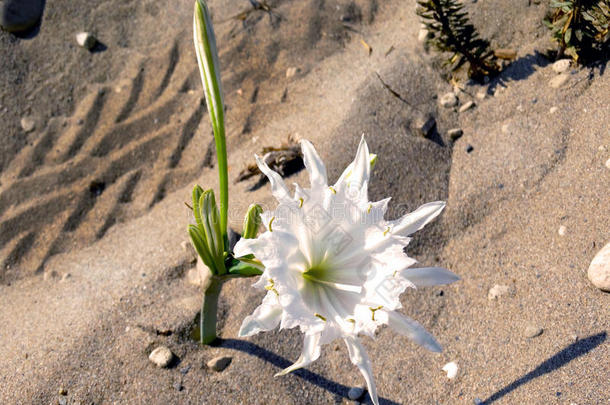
[369, 305, 383, 321]
[329, 186, 337, 194]
[298, 197, 304, 208]
[346, 318, 356, 323]
[367, 203, 373, 214]
[315, 313, 327, 322]
[383, 226, 391, 236]
[268, 216, 275, 232]
[265, 279, 279, 296]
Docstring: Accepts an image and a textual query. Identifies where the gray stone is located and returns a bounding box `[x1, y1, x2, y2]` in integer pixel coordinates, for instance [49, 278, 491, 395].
[207, 356, 232, 372]
[414, 115, 436, 137]
[448, 128, 463, 140]
[76, 32, 97, 50]
[552, 59, 571, 74]
[439, 92, 458, 108]
[20, 116, 35, 133]
[149, 346, 174, 368]
[58, 397, 67, 405]
[459, 100, 475, 113]
[0, 0, 44, 32]
[549, 74, 570, 88]
[588, 242, 610, 292]
[488, 284, 511, 300]
[348, 386, 365, 400]
[524, 325, 543, 338]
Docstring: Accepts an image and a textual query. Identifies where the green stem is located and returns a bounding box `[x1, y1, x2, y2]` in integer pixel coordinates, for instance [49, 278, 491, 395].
[215, 119, 229, 247]
[200, 276, 223, 345]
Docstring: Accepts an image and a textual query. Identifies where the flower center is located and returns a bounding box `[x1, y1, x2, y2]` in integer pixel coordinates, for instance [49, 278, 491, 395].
[301, 264, 362, 293]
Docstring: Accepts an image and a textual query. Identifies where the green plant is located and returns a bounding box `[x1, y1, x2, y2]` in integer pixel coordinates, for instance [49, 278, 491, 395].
[545, 0, 610, 63]
[416, 0, 498, 80]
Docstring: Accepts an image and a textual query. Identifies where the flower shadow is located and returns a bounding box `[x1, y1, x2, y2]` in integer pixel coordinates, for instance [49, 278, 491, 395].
[219, 338, 401, 405]
[480, 331, 607, 404]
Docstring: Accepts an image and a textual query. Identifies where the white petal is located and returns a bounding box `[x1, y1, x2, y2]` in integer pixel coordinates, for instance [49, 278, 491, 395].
[255, 154, 293, 204]
[300, 140, 328, 188]
[348, 136, 370, 190]
[344, 336, 379, 405]
[233, 237, 261, 258]
[389, 201, 445, 236]
[275, 332, 322, 376]
[239, 293, 282, 337]
[399, 267, 460, 287]
[385, 310, 442, 352]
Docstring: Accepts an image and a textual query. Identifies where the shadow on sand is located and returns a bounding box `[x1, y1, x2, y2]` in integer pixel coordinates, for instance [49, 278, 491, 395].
[219, 338, 401, 405]
[480, 331, 607, 404]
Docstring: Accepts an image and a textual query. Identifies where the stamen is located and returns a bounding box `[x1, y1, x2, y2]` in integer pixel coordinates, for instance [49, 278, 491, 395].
[314, 313, 327, 322]
[298, 197, 304, 208]
[369, 305, 383, 321]
[367, 203, 372, 213]
[329, 186, 337, 194]
[265, 279, 279, 296]
[383, 226, 391, 236]
[268, 216, 275, 232]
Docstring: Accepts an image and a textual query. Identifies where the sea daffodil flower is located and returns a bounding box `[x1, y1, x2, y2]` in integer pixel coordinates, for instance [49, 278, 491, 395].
[234, 137, 460, 404]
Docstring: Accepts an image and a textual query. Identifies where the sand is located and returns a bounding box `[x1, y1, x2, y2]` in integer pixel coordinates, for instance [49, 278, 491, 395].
[0, 0, 608, 404]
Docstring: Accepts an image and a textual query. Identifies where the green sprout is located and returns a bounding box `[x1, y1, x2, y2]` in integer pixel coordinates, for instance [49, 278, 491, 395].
[189, 0, 263, 345]
[545, 0, 609, 63]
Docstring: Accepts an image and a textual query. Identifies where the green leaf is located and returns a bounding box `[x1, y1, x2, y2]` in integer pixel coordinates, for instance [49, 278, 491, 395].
[188, 225, 216, 274]
[192, 185, 204, 230]
[227, 260, 264, 277]
[242, 204, 263, 239]
[565, 27, 572, 43]
[199, 189, 226, 274]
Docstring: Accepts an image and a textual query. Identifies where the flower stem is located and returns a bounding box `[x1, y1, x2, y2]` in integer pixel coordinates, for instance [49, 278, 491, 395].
[200, 276, 223, 345]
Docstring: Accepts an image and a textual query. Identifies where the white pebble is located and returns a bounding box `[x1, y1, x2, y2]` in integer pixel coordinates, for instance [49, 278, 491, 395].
[149, 346, 174, 368]
[76, 32, 97, 50]
[20, 116, 36, 133]
[442, 362, 458, 379]
[588, 242, 610, 292]
[285, 67, 298, 78]
[552, 59, 571, 74]
[488, 284, 511, 300]
[459, 100, 475, 113]
[605, 158, 610, 170]
[549, 106, 558, 114]
[558, 225, 567, 236]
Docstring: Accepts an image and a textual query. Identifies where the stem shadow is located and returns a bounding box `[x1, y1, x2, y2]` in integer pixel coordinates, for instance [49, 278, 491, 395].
[480, 331, 607, 404]
[219, 338, 401, 405]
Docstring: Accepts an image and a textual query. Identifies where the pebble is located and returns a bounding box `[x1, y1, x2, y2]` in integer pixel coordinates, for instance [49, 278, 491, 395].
[459, 101, 475, 113]
[173, 382, 183, 391]
[418, 28, 428, 42]
[488, 284, 511, 300]
[476, 91, 486, 100]
[285, 67, 299, 78]
[439, 92, 458, 108]
[76, 32, 97, 50]
[524, 325, 543, 338]
[494, 48, 517, 60]
[552, 59, 571, 74]
[587, 242, 610, 292]
[605, 158, 610, 170]
[20, 116, 36, 133]
[549, 106, 558, 114]
[347, 386, 365, 400]
[442, 361, 458, 379]
[466, 144, 474, 153]
[549, 74, 569, 88]
[58, 397, 67, 405]
[149, 346, 174, 368]
[181, 240, 197, 263]
[207, 356, 232, 372]
[0, 0, 44, 32]
[414, 115, 436, 137]
[558, 225, 567, 236]
[448, 128, 463, 140]
[60, 273, 71, 282]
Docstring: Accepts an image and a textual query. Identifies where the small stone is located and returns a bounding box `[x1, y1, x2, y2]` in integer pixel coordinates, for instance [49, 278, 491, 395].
[488, 284, 511, 300]
[524, 325, 543, 338]
[149, 346, 174, 368]
[58, 397, 67, 405]
[549, 106, 558, 114]
[76, 32, 97, 50]
[58, 387, 67, 396]
[207, 356, 232, 372]
[549, 74, 570, 88]
[448, 128, 463, 141]
[552, 59, 571, 74]
[494, 48, 517, 60]
[181, 240, 197, 263]
[414, 115, 436, 137]
[285, 67, 299, 78]
[605, 158, 610, 170]
[587, 242, 610, 292]
[501, 123, 511, 134]
[442, 361, 458, 379]
[439, 92, 458, 108]
[180, 365, 191, 375]
[348, 386, 365, 400]
[0, 0, 44, 32]
[476, 91, 486, 100]
[459, 101, 475, 113]
[173, 382, 183, 391]
[20, 116, 36, 133]
[558, 225, 567, 236]
[466, 144, 474, 153]
[60, 273, 71, 282]
[418, 28, 428, 42]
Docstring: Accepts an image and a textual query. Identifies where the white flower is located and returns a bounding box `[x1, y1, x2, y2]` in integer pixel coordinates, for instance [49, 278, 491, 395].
[234, 137, 459, 405]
